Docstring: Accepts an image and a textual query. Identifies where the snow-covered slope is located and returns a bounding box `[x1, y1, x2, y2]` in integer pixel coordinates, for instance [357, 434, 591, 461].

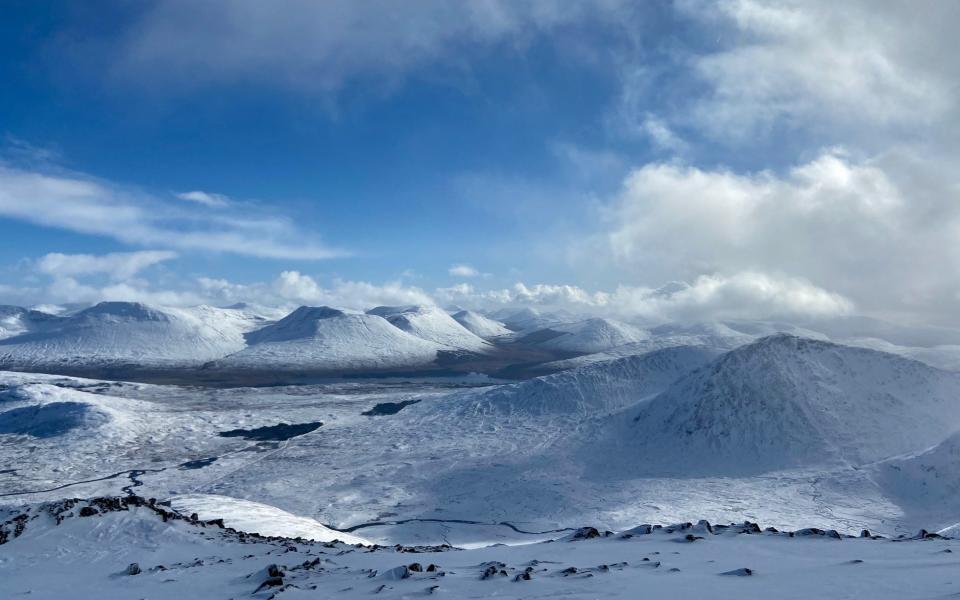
[649, 322, 756, 347]
[433, 345, 723, 419]
[492, 307, 576, 332]
[168, 494, 370, 544]
[0, 302, 253, 368]
[872, 432, 960, 522]
[531, 318, 650, 354]
[0, 382, 148, 441]
[840, 336, 960, 371]
[3, 495, 958, 600]
[367, 305, 490, 353]
[620, 335, 960, 476]
[451, 310, 511, 339]
[0, 306, 59, 341]
[217, 306, 444, 371]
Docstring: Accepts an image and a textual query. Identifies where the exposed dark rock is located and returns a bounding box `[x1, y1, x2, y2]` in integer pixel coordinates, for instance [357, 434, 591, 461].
[219, 421, 322, 441]
[125, 563, 142, 576]
[362, 400, 421, 416]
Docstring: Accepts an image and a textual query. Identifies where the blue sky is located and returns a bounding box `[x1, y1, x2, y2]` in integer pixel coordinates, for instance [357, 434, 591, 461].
[1, 1, 958, 324]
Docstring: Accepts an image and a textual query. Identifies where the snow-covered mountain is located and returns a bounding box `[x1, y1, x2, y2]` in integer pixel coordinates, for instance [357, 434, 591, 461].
[216, 306, 444, 371]
[873, 431, 960, 522]
[367, 305, 490, 353]
[0, 306, 59, 340]
[620, 335, 960, 476]
[526, 318, 650, 354]
[451, 309, 511, 339]
[0, 302, 255, 369]
[491, 307, 576, 332]
[839, 336, 960, 371]
[432, 345, 723, 419]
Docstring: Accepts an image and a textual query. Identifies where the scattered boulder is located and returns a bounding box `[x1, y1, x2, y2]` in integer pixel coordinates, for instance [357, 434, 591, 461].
[382, 565, 412, 580]
[480, 563, 507, 580]
[125, 563, 142, 576]
[720, 568, 753, 576]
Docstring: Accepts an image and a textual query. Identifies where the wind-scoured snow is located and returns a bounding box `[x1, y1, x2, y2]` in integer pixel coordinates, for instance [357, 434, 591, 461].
[451, 309, 511, 339]
[368, 305, 491, 352]
[620, 335, 960, 476]
[216, 306, 444, 371]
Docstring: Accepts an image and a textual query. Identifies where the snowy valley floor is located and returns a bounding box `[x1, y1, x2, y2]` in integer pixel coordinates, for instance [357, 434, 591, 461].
[1, 367, 959, 598]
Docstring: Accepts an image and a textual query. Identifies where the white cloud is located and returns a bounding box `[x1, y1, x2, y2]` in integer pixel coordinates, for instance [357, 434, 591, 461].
[0, 164, 345, 260]
[609, 273, 853, 322]
[111, 0, 630, 95]
[674, 0, 959, 141]
[43, 276, 206, 307]
[434, 273, 851, 322]
[448, 264, 481, 278]
[271, 271, 436, 309]
[578, 148, 960, 320]
[37, 251, 178, 280]
[175, 190, 230, 207]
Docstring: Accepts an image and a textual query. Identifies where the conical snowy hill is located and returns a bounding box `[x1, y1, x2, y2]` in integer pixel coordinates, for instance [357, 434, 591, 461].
[621, 335, 960, 476]
[420, 345, 723, 420]
[216, 306, 445, 371]
[534, 318, 650, 354]
[367, 305, 490, 353]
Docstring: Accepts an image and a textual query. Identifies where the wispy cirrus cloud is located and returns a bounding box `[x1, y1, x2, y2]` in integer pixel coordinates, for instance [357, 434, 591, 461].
[109, 0, 631, 95]
[175, 190, 230, 207]
[0, 163, 345, 260]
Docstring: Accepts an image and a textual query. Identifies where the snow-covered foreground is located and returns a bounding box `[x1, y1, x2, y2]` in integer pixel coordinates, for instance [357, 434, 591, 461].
[2, 497, 958, 600]
[4, 334, 960, 597]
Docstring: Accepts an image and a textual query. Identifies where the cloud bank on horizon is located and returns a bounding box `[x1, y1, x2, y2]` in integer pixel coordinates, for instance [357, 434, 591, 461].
[0, 0, 957, 325]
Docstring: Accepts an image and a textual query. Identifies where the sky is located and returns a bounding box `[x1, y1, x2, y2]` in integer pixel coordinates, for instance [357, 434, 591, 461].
[0, 0, 958, 325]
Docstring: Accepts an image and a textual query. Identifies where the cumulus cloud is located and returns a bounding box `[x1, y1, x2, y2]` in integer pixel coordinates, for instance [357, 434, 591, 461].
[37, 251, 178, 280]
[175, 190, 230, 207]
[436, 274, 851, 322]
[448, 264, 481, 278]
[271, 271, 436, 309]
[581, 148, 960, 320]
[0, 163, 345, 260]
